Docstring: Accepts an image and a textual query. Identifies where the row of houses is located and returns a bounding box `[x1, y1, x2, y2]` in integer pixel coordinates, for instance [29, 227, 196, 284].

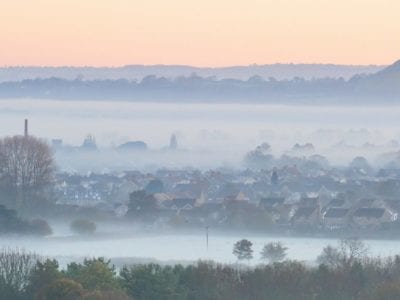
[260, 195, 398, 229]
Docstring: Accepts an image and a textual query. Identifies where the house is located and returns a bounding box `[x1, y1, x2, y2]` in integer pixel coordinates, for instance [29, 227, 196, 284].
[118, 141, 148, 151]
[291, 206, 321, 227]
[355, 198, 385, 209]
[323, 208, 350, 229]
[258, 197, 285, 210]
[352, 208, 398, 228]
[169, 198, 196, 211]
[299, 197, 319, 207]
[225, 191, 250, 202]
[326, 198, 346, 208]
[276, 204, 297, 224]
[318, 186, 332, 207]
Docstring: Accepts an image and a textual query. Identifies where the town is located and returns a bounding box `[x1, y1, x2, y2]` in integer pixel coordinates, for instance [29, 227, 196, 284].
[53, 143, 400, 237]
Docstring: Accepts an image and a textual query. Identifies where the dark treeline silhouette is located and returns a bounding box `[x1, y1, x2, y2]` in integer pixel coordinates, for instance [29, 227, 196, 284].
[3, 245, 400, 300]
[0, 64, 384, 82]
[0, 60, 399, 103]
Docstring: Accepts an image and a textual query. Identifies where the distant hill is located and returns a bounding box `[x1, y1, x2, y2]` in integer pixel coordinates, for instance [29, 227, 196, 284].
[0, 61, 399, 104]
[0, 64, 384, 82]
[352, 60, 400, 99]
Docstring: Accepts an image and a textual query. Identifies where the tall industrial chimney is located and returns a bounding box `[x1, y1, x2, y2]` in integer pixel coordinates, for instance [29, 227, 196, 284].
[24, 119, 28, 137]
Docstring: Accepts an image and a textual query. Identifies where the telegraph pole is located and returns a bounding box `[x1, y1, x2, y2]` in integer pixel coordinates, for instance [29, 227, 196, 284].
[206, 226, 209, 251]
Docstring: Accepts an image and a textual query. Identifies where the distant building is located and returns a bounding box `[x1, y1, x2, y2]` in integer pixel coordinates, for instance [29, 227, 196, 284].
[291, 206, 321, 227]
[169, 134, 178, 150]
[352, 208, 397, 228]
[323, 208, 350, 229]
[81, 134, 97, 150]
[51, 139, 63, 149]
[118, 141, 148, 151]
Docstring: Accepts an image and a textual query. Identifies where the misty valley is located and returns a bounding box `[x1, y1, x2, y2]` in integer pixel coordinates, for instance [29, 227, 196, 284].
[3, 65, 400, 299]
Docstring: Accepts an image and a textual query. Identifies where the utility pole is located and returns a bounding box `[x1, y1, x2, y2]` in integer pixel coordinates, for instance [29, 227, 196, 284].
[24, 119, 28, 137]
[206, 226, 209, 251]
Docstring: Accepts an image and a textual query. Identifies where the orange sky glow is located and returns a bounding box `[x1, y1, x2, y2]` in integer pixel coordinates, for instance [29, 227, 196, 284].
[1, 0, 400, 67]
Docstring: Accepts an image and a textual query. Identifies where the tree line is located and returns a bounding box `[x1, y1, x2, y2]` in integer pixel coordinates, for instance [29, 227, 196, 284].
[0, 70, 398, 103]
[2, 238, 400, 300]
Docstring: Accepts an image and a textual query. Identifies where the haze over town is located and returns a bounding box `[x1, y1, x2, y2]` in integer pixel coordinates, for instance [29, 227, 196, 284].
[2, 0, 400, 299]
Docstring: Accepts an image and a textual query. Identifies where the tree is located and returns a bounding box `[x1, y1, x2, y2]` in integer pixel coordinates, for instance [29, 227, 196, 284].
[0, 204, 52, 235]
[0, 248, 39, 299]
[79, 289, 131, 300]
[64, 258, 120, 291]
[260, 242, 287, 263]
[244, 143, 274, 170]
[317, 238, 368, 268]
[338, 238, 368, 264]
[37, 278, 84, 300]
[144, 179, 164, 194]
[127, 190, 158, 221]
[120, 263, 185, 300]
[233, 239, 253, 261]
[372, 282, 400, 300]
[271, 168, 279, 185]
[26, 259, 62, 299]
[70, 219, 96, 235]
[317, 245, 342, 268]
[0, 135, 55, 209]
[0, 204, 24, 233]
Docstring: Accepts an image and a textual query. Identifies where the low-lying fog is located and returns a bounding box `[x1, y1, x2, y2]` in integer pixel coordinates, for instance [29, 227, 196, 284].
[2, 225, 400, 266]
[1, 99, 400, 171]
[3, 99, 400, 264]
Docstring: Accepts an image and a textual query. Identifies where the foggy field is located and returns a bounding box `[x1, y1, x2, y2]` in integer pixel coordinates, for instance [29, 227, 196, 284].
[2, 229, 400, 266]
[1, 99, 400, 171]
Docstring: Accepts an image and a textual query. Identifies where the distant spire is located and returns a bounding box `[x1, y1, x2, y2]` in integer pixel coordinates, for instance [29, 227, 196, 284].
[81, 134, 97, 150]
[24, 119, 28, 137]
[169, 134, 178, 150]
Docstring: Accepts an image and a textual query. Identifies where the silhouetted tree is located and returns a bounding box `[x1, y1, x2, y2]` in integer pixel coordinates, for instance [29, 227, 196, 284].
[260, 242, 287, 263]
[0, 135, 55, 209]
[127, 190, 158, 221]
[233, 239, 253, 261]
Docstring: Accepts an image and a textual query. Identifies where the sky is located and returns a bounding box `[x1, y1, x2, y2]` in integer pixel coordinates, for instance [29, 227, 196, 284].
[1, 0, 400, 67]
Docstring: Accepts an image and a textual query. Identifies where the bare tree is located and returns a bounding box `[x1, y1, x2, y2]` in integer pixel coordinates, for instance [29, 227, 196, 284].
[317, 238, 369, 268]
[0, 247, 40, 298]
[0, 135, 55, 208]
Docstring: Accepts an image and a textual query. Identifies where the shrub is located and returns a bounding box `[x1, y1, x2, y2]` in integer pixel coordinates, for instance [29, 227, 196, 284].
[29, 219, 53, 236]
[70, 220, 96, 235]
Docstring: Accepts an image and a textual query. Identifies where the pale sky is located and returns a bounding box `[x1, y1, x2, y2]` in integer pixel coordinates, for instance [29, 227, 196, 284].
[1, 0, 400, 66]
